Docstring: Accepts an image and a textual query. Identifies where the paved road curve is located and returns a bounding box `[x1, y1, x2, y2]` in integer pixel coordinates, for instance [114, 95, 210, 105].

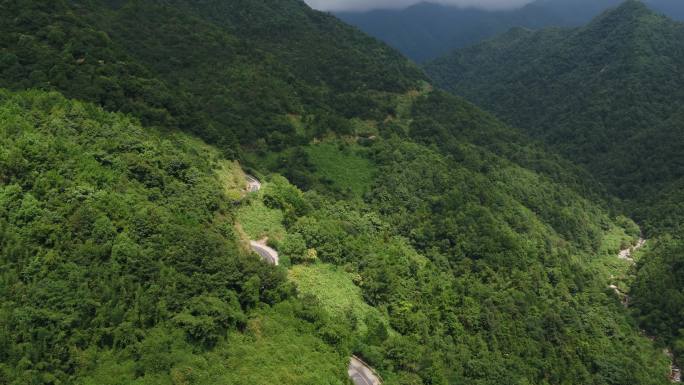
[348, 356, 382, 385]
[242, 174, 381, 381]
[243, 175, 278, 265]
[250, 240, 279, 266]
[245, 174, 261, 193]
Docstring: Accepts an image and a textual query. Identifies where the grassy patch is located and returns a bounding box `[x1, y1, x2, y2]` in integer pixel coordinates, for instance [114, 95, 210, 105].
[235, 197, 286, 241]
[396, 82, 432, 119]
[599, 222, 634, 257]
[306, 143, 377, 199]
[592, 219, 641, 294]
[350, 118, 378, 137]
[289, 264, 386, 334]
[287, 114, 307, 136]
[216, 303, 349, 385]
[215, 160, 248, 201]
[79, 306, 348, 385]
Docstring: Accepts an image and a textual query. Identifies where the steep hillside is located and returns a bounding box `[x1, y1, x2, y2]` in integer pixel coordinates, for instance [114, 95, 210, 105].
[0, 0, 678, 384]
[0, 89, 353, 384]
[0, 0, 423, 157]
[426, 1, 684, 368]
[426, 0, 684, 233]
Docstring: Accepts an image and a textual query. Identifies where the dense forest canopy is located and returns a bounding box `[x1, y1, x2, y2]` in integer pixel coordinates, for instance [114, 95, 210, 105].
[426, 0, 684, 371]
[0, 0, 680, 384]
[0, 0, 424, 158]
[426, 0, 684, 234]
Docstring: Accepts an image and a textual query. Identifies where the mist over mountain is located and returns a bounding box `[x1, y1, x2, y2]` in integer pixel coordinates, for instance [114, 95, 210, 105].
[307, 0, 535, 12]
[336, 0, 684, 61]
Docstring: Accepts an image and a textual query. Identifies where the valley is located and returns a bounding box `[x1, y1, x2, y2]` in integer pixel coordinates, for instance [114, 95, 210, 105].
[0, 0, 682, 384]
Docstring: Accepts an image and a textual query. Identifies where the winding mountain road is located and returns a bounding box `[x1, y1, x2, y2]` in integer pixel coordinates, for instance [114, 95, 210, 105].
[243, 175, 278, 265]
[242, 174, 381, 383]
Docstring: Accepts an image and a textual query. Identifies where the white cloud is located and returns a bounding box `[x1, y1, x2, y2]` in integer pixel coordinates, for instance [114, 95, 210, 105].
[304, 0, 536, 12]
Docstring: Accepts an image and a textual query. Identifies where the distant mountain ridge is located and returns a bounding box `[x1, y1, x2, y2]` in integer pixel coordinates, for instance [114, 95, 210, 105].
[336, 0, 684, 61]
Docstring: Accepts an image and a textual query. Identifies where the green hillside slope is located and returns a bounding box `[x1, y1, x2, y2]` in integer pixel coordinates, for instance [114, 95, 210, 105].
[426, 1, 684, 370]
[0, 0, 423, 158]
[0, 90, 352, 384]
[0, 0, 677, 383]
[426, 0, 684, 233]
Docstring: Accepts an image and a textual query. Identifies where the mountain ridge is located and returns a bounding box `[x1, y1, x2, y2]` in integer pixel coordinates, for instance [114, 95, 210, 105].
[426, 1, 684, 229]
[336, 0, 684, 62]
[0, 0, 678, 383]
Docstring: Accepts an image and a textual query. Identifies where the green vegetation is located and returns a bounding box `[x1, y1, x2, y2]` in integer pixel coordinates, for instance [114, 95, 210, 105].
[426, 0, 684, 369]
[426, 0, 684, 234]
[0, 90, 350, 384]
[217, 305, 349, 385]
[74, 303, 349, 385]
[2, 85, 673, 383]
[305, 143, 377, 199]
[632, 238, 684, 367]
[0, 0, 423, 159]
[0, 0, 679, 383]
[215, 160, 249, 202]
[236, 199, 286, 242]
[289, 264, 387, 335]
[247, 145, 672, 384]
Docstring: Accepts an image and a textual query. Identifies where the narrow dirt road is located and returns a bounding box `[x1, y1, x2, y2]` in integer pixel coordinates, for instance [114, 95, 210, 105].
[348, 356, 382, 385]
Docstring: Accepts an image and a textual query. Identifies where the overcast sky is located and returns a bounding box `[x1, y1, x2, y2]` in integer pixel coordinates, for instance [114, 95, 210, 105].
[304, 0, 536, 12]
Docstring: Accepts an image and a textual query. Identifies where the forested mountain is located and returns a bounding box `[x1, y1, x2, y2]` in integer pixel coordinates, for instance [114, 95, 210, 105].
[0, 0, 423, 158]
[426, 0, 684, 369]
[336, 0, 684, 62]
[0, 0, 678, 384]
[426, 0, 684, 233]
